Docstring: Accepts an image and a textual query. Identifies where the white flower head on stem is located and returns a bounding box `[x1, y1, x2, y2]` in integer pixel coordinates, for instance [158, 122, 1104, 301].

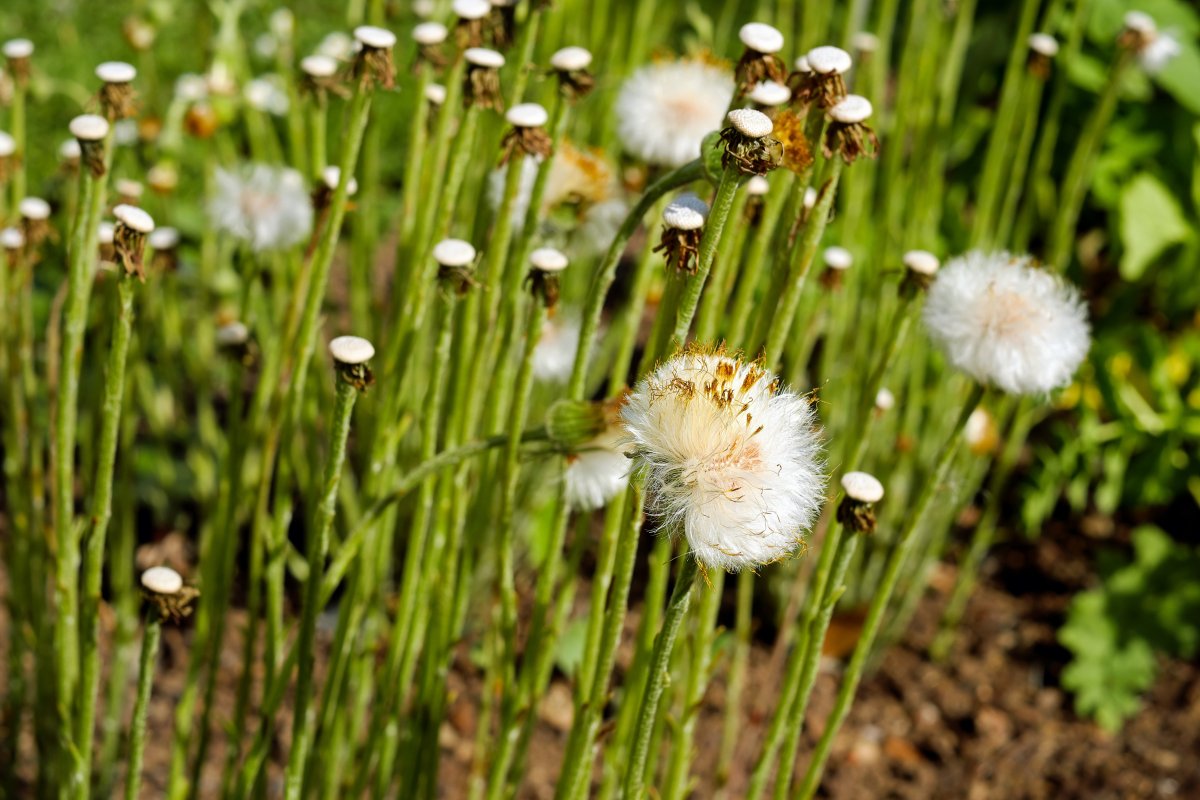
[566, 419, 631, 512]
[1120, 11, 1181, 74]
[922, 251, 1091, 396]
[622, 347, 826, 572]
[616, 59, 734, 167]
[209, 164, 313, 252]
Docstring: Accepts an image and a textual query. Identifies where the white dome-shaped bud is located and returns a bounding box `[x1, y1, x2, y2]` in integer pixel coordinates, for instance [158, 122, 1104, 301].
[216, 321, 250, 346]
[739, 22, 785, 54]
[841, 471, 884, 503]
[824, 246, 852, 270]
[3, 39, 34, 60]
[807, 45, 853, 75]
[506, 102, 548, 128]
[141, 566, 183, 595]
[329, 335, 375, 365]
[663, 193, 709, 231]
[18, 197, 50, 221]
[0, 132, 15, 157]
[550, 46, 592, 71]
[803, 187, 818, 209]
[433, 238, 476, 267]
[903, 249, 940, 276]
[794, 55, 812, 73]
[851, 32, 880, 53]
[301, 55, 339, 78]
[1, 227, 25, 250]
[746, 175, 770, 196]
[726, 108, 773, 138]
[149, 227, 180, 250]
[875, 387, 895, 411]
[98, 221, 115, 245]
[1028, 33, 1059, 57]
[354, 25, 396, 50]
[530, 246, 569, 273]
[747, 80, 791, 107]
[465, 47, 505, 68]
[96, 61, 137, 84]
[70, 114, 110, 142]
[321, 166, 358, 195]
[114, 204, 155, 233]
[453, 0, 491, 20]
[412, 22, 448, 45]
[424, 83, 447, 105]
[828, 94, 873, 124]
[1123, 10, 1156, 35]
[59, 138, 81, 161]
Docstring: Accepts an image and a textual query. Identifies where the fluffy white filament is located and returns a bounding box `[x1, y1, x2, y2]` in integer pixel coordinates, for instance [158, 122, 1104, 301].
[923, 251, 1090, 396]
[622, 351, 826, 572]
[615, 60, 734, 167]
[565, 425, 630, 511]
[209, 164, 313, 252]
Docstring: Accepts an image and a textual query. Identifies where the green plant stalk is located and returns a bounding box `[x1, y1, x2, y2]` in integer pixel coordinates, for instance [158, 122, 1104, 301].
[73, 274, 138, 799]
[726, 173, 793, 349]
[794, 383, 985, 800]
[770, 523, 861, 800]
[607, 222, 664, 391]
[555, 488, 647, 800]
[622, 553, 702, 800]
[763, 160, 844, 367]
[715, 570, 754, 790]
[670, 164, 741, 348]
[1046, 53, 1130, 271]
[397, 62, 434, 251]
[283, 375, 361, 800]
[9, 74, 26, 206]
[310, 94, 328, 178]
[123, 612, 162, 800]
[663, 569, 725, 800]
[694, 190, 751, 343]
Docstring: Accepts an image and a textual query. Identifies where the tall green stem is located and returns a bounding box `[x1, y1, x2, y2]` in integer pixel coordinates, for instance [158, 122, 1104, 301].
[124, 613, 162, 800]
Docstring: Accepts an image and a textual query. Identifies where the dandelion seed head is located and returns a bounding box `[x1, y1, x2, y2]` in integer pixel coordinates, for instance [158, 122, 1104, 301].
[1028, 33, 1059, 57]
[616, 59, 734, 167]
[828, 94, 872, 123]
[209, 164, 312, 252]
[823, 246, 852, 270]
[903, 249, 939, 276]
[329, 335, 375, 365]
[566, 423, 630, 511]
[321, 166, 358, 196]
[114, 203, 155, 234]
[739, 22, 785, 54]
[3, 39, 34, 60]
[748, 80, 791, 107]
[922, 251, 1091, 396]
[59, 139, 81, 161]
[96, 61, 136, 84]
[465, 47, 505, 68]
[301, 55, 339, 78]
[1139, 32, 1181, 73]
[663, 193, 709, 231]
[355, 25, 396, 50]
[425, 83, 447, 105]
[794, 55, 812, 73]
[841, 471, 884, 503]
[412, 22, 448, 46]
[1, 227, 25, 250]
[532, 315, 580, 383]
[727, 107, 774, 138]
[807, 45, 852, 75]
[433, 238, 476, 267]
[965, 407, 998, 454]
[507, 102, 548, 128]
[622, 349, 826, 572]
[875, 388, 895, 411]
[18, 197, 50, 221]
[530, 246, 569, 273]
[551, 46, 592, 72]
[141, 566, 183, 595]
[454, 0, 492, 20]
[70, 114, 110, 142]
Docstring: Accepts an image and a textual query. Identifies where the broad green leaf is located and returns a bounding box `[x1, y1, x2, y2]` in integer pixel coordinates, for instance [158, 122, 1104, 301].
[1119, 173, 1191, 279]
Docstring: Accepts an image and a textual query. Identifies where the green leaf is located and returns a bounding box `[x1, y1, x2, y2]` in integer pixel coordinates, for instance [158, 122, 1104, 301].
[1154, 39, 1200, 115]
[1119, 173, 1192, 279]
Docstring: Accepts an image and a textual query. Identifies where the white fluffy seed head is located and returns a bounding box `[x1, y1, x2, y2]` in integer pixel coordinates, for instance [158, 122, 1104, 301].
[96, 61, 136, 83]
[551, 46, 592, 71]
[747, 80, 791, 107]
[841, 471, 884, 503]
[807, 45, 852, 75]
[726, 107, 773, 138]
[1028, 32, 1059, 57]
[622, 350, 826, 573]
[148, 227, 180, 250]
[321, 166, 358, 195]
[70, 114, 110, 142]
[3, 39, 34, 60]
[141, 566, 183, 595]
[354, 25, 396, 49]
[828, 94, 872, 123]
[114, 204, 155, 233]
[59, 138, 81, 160]
[465, 47, 505, 68]
[412, 22, 448, 45]
[903, 249, 940, 275]
[746, 175, 770, 196]
[506, 102, 548, 128]
[301, 55, 339, 78]
[454, 0, 491, 20]
[0, 227, 25, 250]
[615, 60, 734, 167]
[433, 238, 476, 267]
[922, 251, 1091, 396]
[329, 335, 375, 365]
[216, 321, 250, 346]
[0, 132, 14, 157]
[530, 246, 568, 273]
[823, 246, 852, 270]
[19, 197, 50, 221]
[662, 193, 709, 230]
[875, 387, 895, 411]
[851, 31, 880, 53]
[566, 424, 630, 511]
[209, 164, 313, 252]
[424, 83, 447, 104]
[739, 22, 785, 54]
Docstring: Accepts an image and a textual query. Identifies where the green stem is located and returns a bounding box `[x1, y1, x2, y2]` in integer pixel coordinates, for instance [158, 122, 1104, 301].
[123, 613, 161, 800]
[670, 165, 740, 348]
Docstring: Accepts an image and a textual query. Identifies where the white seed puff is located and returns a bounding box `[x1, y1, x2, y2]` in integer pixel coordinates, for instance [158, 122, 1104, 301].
[506, 102, 548, 128]
[922, 251, 1091, 396]
[96, 61, 137, 83]
[425, 83, 447, 105]
[662, 193, 709, 231]
[0, 227, 25, 250]
[551, 46, 592, 72]
[1028, 33, 1059, 57]
[412, 22, 448, 45]
[828, 94, 872, 124]
[3, 39, 34, 60]
[615, 59, 733, 167]
[807, 45, 852, 75]
[841, 471, 884, 504]
[0, 132, 15, 157]
[565, 425, 630, 511]
[622, 350, 826, 572]
[209, 164, 313, 252]
[321, 166, 358, 195]
[465, 47, 505, 68]
[70, 114, 110, 142]
[739, 22, 785, 54]
[530, 247, 569, 273]
[354, 25, 396, 49]
[433, 238, 476, 267]
[726, 108, 773, 138]
[453, 0, 491, 20]
[301, 55, 339, 78]
[748, 80, 791, 107]
[823, 246, 852, 270]
[329, 335, 375, 365]
[141, 566, 183, 595]
[875, 388, 895, 411]
[114, 204, 155, 233]
[746, 175, 770, 196]
[59, 139, 82, 161]
[19, 197, 51, 221]
[903, 249, 940, 275]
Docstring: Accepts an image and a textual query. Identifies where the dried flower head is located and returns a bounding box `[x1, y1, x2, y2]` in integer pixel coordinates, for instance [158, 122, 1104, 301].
[923, 251, 1091, 395]
[837, 471, 884, 533]
[412, 22, 448, 65]
[720, 108, 782, 175]
[1120, 11, 1181, 74]
[965, 407, 999, 455]
[1027, 33, 1059, 77]
[113, 203, 154, 280]
[550, 45, 595, 99]
[735, 22, 787, 93]
[616, 59, 734, 167]
[748, 80, 791, 109]
[464, 47, 505, 110]
[141, 566, 199, 622]
[70, 114, 111, 177]
[210, 164, 313, 252]
[96, 61, 138, 119]
[4, 39, 33, 83]
[622, 347, 826, 572]
[792, 45, 852, 109]
[768, 110, 814, 175]
[902, 249, 940, 293]
[528, 246, 569, 307]
[500, 102, 553, 164]
[566, 410, 631, 511]
[824, 94, 877, 163]
[329, 335, 376, 389]
[434, 238, 478, 293]
[656, 193, 709, 274]
[454, 0, 492, 48]
[352, 25, 397, 88]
